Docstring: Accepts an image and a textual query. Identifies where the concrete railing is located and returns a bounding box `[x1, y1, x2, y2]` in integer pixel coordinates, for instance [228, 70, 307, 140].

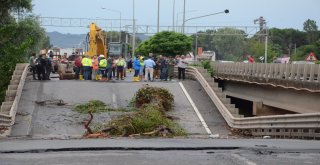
[212, 62, 320, 92]
[0, 63, 28, 136]
[186, 66, 320, 138]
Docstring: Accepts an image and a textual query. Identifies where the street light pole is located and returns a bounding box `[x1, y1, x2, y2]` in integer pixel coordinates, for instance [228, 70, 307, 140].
[183, 9, 229, 25]
[182, 0, 186, 33]
[132, 0, 136, 59]
[172, 0, 175, 31]
[157, 0, 160, 33]
[101, 8, 122, 42]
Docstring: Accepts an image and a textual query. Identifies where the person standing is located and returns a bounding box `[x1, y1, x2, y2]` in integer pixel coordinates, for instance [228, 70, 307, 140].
[81, 55, 92, 80]
[106, 56, 113, 81]
[45, 56, 53, 80]
[99, 55, 107, 81]
[116, 56, 125, 80]
[177, 55, 188, 81]
[74, 55, 82, 80]
[168, 56, 176, 81]
[91, 55, 99, 80]
[160, 56, 169, 81]
[144, 56, 156, 82]
[154, 56, 161, 79]
[133, 55, 141, 82]
[39, 55, 47, 80]
[139, 56, 145, 81]
[29, 53, 37, 80]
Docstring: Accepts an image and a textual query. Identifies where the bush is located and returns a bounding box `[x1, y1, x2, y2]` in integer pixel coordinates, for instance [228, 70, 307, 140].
[133, 86, 174, 111]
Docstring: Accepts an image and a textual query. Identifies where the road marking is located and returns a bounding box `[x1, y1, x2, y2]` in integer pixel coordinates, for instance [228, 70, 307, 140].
[112, 93, 118, 109]
[231, 154, 257, 165]
[179, 82, 214, 136]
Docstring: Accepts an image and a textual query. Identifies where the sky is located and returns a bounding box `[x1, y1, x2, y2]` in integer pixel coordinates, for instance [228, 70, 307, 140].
[32, 0, 320, 34]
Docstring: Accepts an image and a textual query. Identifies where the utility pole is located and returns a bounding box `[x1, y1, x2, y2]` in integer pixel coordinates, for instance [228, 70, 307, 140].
[254, 16, 268, 63]
[132, 0, 136, 59]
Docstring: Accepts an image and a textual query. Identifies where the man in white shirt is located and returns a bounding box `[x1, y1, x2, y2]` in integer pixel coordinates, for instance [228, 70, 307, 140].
[144, 56, 156, 81]
[177, 55, 188, 80]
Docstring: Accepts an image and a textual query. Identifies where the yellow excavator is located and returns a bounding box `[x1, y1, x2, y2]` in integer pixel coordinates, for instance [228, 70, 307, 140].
[85, 23, 107, 58]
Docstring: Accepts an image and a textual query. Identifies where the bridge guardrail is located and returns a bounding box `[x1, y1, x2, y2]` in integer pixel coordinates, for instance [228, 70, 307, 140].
[186, 66, 320, 138]
[211, 62, 320, 92]
[0, 63, 28, 136]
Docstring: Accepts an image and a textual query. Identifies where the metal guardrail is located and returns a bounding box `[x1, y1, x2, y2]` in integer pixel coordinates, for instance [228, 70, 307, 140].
[0, 64, 28, 136]
[186, 66, 320, 138]
[211, 62, 320, 92]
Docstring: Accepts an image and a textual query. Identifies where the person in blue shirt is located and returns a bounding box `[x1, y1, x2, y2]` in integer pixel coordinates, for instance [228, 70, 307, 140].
[133, 55, 141, 82]
[144, 56, 156, 81]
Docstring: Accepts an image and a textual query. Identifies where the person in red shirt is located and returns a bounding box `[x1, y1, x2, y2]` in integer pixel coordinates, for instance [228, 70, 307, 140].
[74, 55, 82, 79]
[248, 55, 255, 63]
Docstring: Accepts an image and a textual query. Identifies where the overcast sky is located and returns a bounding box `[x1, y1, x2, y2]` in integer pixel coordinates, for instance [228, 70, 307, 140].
[32, 0, 320, 34]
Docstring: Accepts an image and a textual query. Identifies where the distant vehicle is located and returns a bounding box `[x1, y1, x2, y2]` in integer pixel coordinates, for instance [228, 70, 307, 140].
[108, 42, 130, 59]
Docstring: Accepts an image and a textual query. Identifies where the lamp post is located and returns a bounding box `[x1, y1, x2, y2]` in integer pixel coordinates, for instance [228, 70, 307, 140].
[182, 9, 229, 34]
[182, 0, 186, 33]
[157, 0, 160, 33]
[176, 10, 197, 32]
[132, 0, 136, 59]
[172, 0, 175, 31]
[101, 8, 122, 42]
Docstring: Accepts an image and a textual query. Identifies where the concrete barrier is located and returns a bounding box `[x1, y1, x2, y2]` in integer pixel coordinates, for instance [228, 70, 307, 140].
[8, 85, 18, 90]
[0, 63, 28, 137]
[5, 90, 17, 97]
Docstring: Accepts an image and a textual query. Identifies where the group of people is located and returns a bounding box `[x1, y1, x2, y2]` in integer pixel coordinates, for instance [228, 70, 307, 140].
[29, 53, 53, 80]
[29, 52, 189, 82]
[74, 54, 129, 81]
[133, 54, 189, 82]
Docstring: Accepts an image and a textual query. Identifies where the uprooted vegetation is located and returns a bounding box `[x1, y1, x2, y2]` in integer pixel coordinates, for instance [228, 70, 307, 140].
[74, 86, 186, 137]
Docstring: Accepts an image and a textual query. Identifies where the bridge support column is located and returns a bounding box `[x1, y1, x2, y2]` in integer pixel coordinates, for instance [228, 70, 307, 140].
[253, 101, 263, 116]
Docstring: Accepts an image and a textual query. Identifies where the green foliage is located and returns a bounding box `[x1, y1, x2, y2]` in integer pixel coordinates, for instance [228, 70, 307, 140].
[107, 104, 186, 136]
[303, 19, 318, 44]
[74, 100, 107, 114]
[201, 60, 214, 77]
[0, 1, 50, 103]
[133, 86, 174, 111]
[103, 86, 186, 137]
[136, 31, 192, 56]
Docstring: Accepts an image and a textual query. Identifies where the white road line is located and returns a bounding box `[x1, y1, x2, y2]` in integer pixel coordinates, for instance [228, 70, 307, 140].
[112, 93, 118, 109]
[231, 154, 257, 165]
[179, 82, 214, 136]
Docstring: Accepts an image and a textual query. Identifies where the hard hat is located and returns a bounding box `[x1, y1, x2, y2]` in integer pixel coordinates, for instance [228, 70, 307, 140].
[99, 54, 104, 58]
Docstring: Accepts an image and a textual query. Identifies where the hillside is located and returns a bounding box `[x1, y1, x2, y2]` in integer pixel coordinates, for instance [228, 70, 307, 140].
[47, 32, 150, 48]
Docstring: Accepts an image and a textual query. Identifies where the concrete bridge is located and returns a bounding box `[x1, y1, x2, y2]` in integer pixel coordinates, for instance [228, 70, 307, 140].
[1, 63, 320, 139]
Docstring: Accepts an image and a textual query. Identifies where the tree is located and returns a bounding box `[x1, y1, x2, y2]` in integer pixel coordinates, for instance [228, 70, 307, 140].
[0, 0, 32, 26]
[0, 1, 50, 102]
[135, 31, 192, 56]
[303, 19, 318, 44]
[212, 28, 246, 60]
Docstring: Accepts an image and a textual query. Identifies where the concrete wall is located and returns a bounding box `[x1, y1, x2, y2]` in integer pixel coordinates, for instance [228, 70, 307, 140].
[221, 80, 320, 114]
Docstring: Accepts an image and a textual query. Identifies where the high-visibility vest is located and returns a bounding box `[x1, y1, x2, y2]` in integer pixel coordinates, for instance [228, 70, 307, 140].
[117, 59, 125, 66]
[81, 57, 92, 67]
[92, 59, 99, 70]
[99, 59, 107, 68]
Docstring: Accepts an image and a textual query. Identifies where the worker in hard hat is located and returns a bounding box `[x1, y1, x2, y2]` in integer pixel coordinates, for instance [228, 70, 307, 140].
[99, 54, 107, 81]
[81, 54, 92, 80]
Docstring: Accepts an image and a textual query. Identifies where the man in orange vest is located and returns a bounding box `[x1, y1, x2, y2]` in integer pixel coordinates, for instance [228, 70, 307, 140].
[91, 55, 99, 80]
